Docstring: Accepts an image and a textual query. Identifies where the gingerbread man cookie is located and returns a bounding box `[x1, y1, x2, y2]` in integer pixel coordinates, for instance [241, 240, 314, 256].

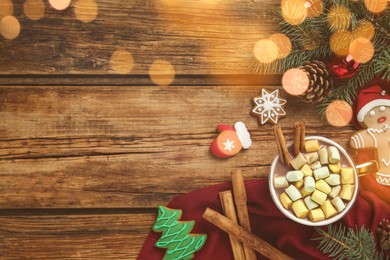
[251, 88, 287, 125]
[349, 85, 390, 186]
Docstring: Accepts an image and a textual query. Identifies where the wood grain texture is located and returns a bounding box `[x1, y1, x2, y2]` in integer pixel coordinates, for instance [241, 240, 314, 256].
[0, 0, 279, 75]
[0, 212, 154, 259]
[0, 86, 356, 208]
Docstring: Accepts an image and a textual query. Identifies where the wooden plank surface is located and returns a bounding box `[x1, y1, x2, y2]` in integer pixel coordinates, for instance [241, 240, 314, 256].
[0, 0, 278, 75]
[0, 86, 356, 209]
[0, 212, 154, 259]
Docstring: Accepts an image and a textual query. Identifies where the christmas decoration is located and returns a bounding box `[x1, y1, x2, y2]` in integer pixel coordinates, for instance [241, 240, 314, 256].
[298, 60, 334, 103]
[210, 122, 252, 158]
[252, 0, 390, 116]
[378, 219, 390, 251]
[251, 88, 287, 125]
[314, 224, 387, 259]
[349, 85, 390, 186]
[152, 206, 207, 260]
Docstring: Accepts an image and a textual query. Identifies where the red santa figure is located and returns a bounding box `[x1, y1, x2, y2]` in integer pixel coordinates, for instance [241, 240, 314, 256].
[210, 122, 252, 158]
[349, 85, 390, 186]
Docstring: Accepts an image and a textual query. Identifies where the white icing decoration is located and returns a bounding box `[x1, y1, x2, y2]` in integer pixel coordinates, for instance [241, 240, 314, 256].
[380, 106, 385, 112]
[367, 128, 378, 147]
[383, 157, 390, 167]
[376, 172, 390, 186]
[223, 139, 235, 152]
[352, 136, 359, 148]
[358, 133, 365, 148]
[252, 89, 287, 125]
[369, 110, 375, 117]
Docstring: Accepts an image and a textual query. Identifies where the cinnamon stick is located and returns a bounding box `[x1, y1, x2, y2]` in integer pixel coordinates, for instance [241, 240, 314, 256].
[220, 191, 246, 260]
[300, 122, 306, 153]
[293, 122, 301, 157]
[272, 125, 291, 167]
[203, 208, 293, 260]
[231, 170, 256, 260]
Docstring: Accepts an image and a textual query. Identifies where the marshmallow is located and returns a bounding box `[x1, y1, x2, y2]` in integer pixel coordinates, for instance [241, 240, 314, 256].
[329, 162, 341, 174]
[285, 185, 302, 201]
[301, 164, 313, 177]
[291, 153, 307, 170]
[341, 167, 354, 184]
[294, 180, 304, 189]
[305, 140, 320, 152]
[331, 197, 346, 212]
[310, 161, 322, 170]
[316, 180, 332, 194]
[304, 176, 315, 192]
[313, 166, 330, 180]
[325, 174, 341, 186]
[292, 199, 309, 218]
[340, 185, 354, 201]
[305, 152, 319, 164]
[311, 189, 327, 205]
[318, 147, 329, 165]
[328, 146, 340, 163]
[286, 170, 304, 182]
[280, 192, 292, 209]
[304, 196, 319, 210]
[301, 187, 313, 198]
[309, 208, 325, 222]
[328, 185, 341, 199]
[321, 200, 338, 219]
[274, 176, 289, 188]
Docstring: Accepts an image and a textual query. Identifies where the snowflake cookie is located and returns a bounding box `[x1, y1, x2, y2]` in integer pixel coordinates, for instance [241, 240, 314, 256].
[251, 88, 287, 125]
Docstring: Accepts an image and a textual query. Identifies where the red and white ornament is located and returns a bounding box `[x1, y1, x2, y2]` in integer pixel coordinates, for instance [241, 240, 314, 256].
[210, 122, 252, 158]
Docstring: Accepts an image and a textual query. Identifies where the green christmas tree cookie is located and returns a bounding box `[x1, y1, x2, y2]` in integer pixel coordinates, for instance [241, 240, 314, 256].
[153, 206, 207, 260]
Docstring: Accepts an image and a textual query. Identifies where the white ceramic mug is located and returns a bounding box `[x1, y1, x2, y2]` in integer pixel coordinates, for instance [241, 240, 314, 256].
[269, 136, 378, 226]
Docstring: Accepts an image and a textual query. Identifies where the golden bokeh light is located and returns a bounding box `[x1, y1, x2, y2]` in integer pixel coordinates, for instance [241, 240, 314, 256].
[354, 20, 375, 41]
[330, 30, 354, 56]
[149, 60, 175, 86]
[364, 0, 388, 14]
[307, 0, 323, 18]
[110, 50, 134, 74]
[281, 0, 308, 25]
[0, 15, 20, 40]
[49, 0, 71, 11]
[349, 38, 375, 64]
[327, 5, 351, 30]
[269, 33, 292, 59]
[0, 0, 13, 19]
[326, 100, 353, 127]
[24, 0, 45, 20]
[75, 0, 98, 23]
[254, 39, 279, 64]
[282, 68, 309, 96]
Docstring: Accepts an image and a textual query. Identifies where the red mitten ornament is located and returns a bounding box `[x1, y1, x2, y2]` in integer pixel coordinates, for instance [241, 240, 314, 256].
[210, 122, 252, 158]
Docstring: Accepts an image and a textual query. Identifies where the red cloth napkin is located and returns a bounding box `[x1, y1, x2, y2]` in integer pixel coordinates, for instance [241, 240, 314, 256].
[138, 176, 390, 259]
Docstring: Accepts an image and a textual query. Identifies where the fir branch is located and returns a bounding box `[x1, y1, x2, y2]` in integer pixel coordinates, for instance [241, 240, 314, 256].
[375, 48, 390, 80]
[314, 224, 388, 260]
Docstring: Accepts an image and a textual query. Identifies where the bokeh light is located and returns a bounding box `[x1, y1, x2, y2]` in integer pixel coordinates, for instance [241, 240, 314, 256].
[281, 0, 308, 25]
[282, 68, 309, 96]
[49, 0, 71, 11]
[0, 16, 20, 40]
[110, 50, 134, 74]
[364, 0, 387, 14]
[354, 20, 375, 41]
[75, 0, 98, 23]
[307, 0, 323, 18]
[253, 39, 278, 64]
[326, 100, 353, 127]
[349, 38, 375, 64]
[0, 0, 13, 19]
[24, 0, 45, 20]
[149, 60, 175, 86]
[330, 30, 354, 56]
[269, 33, 292, 59]
[327, 5, 351, 30]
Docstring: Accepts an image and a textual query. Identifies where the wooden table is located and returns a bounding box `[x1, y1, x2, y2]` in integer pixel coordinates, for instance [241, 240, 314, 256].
[0, 1, 355, 258]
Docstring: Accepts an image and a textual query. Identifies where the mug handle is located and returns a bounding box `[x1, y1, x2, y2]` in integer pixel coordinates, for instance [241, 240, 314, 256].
[355, 160, 379, 177]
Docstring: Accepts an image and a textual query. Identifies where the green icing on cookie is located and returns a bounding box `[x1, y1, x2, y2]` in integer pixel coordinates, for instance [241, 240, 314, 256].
[153, 206, 207, 260]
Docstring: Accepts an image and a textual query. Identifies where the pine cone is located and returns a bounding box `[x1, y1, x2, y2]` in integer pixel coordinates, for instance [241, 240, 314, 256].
[378, 219, 390, 251]
[298, 60, 334, 104]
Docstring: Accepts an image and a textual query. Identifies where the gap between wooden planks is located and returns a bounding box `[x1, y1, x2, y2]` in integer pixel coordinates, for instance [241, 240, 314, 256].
[0, 86, 355, 209]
